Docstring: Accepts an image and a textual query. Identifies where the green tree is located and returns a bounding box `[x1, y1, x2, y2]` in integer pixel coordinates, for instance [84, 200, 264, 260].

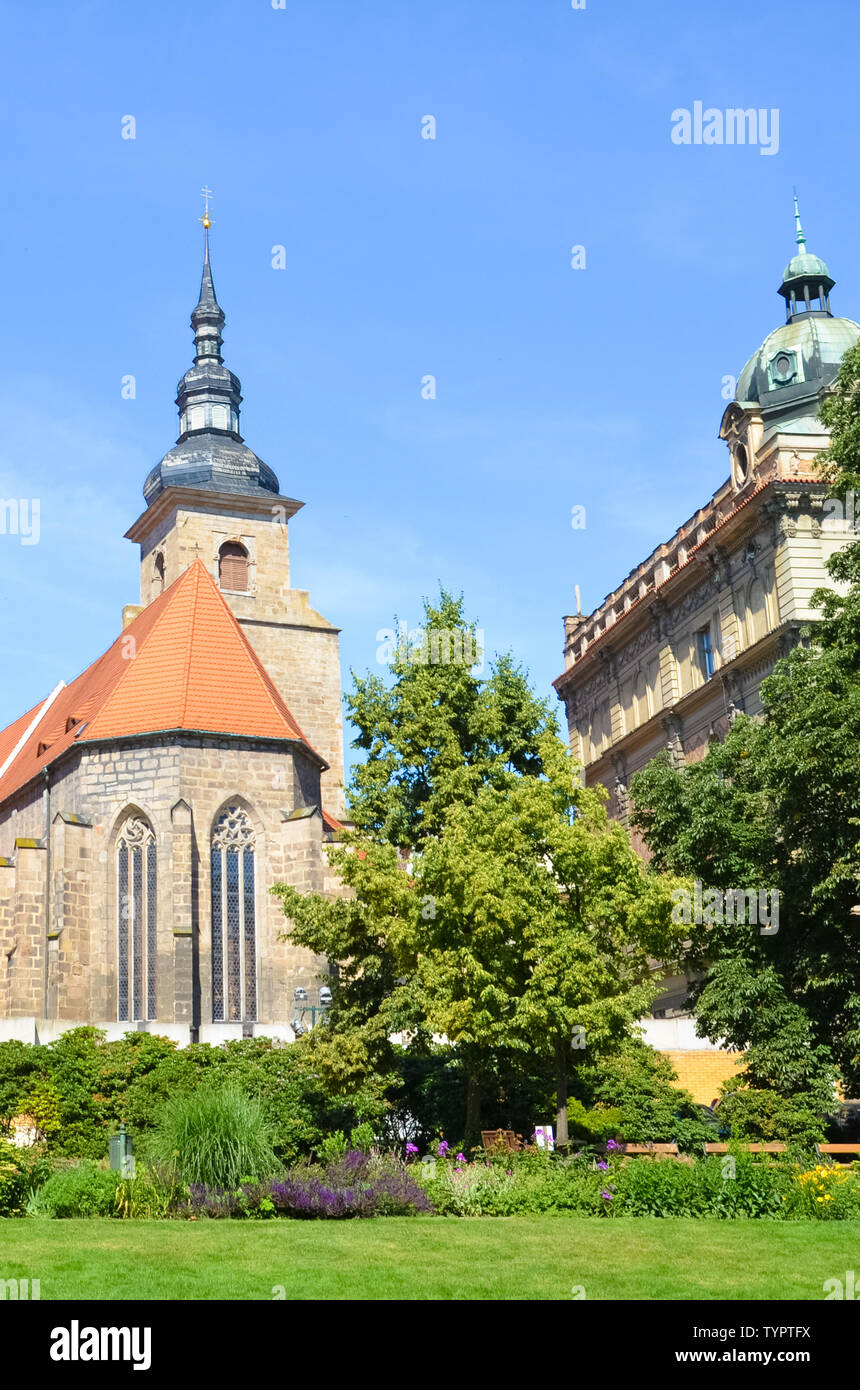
[275, 591, 682, 1145]
[410, 735, 681, 1143]
[629, 342, 860, 1102]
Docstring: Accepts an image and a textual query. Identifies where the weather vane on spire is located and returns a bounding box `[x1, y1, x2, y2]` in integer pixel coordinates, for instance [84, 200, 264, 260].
[200, 186, 214, 231]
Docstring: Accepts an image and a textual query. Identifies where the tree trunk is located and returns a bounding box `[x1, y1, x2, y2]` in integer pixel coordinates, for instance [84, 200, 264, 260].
[464, 1068, 482, 1151]
[555, 1038, 569, 1147]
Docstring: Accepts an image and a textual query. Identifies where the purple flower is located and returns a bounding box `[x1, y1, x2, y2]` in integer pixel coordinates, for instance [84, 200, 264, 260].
[606, 1139, 619, 1151]
[406, 1143, 419, 1155]
[597, 1160, 608, 1171]
[437, 1140, 450, 1156]
[601, 1190, 614, 1201]
[456, 1153, 465, 1163]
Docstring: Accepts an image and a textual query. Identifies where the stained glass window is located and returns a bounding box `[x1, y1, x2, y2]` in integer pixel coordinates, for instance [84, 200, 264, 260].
[211, 806, 257, 1022]
[116, 816, 157, 1022]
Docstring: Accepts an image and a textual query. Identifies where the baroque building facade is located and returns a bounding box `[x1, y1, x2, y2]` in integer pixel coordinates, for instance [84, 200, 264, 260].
[0, 230, 345, 1045]
[554, 210, 859, 1093]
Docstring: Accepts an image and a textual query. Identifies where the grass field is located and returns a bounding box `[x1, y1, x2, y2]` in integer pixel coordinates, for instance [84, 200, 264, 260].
[1, 1217, 859, 1299]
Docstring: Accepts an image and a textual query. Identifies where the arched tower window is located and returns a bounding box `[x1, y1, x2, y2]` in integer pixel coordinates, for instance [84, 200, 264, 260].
[211, 805, 257, 1022]
[218, 541, 249, 593]
[116, 815, 157, 1022]
[154, 552, 165, 594]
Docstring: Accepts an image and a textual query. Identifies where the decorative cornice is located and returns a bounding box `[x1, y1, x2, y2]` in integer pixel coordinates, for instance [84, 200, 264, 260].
[556, 476, 832, 694]
[125, 484, 304, 542]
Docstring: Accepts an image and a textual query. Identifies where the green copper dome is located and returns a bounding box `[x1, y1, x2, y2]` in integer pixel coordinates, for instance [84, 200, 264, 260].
[737, 313, 860, 423]
[781, 250, 832, 287]
[733, 197, 858, 432]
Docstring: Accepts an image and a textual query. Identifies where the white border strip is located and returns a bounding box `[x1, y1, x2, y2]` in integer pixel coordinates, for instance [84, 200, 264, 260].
[0, 681, 67, 783]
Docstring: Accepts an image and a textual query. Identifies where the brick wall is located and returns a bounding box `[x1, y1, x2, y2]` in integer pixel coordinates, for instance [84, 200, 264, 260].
[664, 1049, 744, 1105]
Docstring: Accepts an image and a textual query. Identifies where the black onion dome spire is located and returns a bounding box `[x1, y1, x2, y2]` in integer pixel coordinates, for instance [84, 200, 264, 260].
[143, 205, 280, 504]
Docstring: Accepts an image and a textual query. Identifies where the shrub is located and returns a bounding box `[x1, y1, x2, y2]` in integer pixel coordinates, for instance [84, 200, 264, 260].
[0, 1140, 52, 1216]
[782, 1163, 860, 1220]
[418, 1148, 605, 1216]
[349, 1121, 376, 1153]
[414, 1147, 826, 1219]
[573, 1043, 718, 1150]
[0, 1030, 388, 1165]
[114, 1165, 184, 1220]
[144, 1085, 280, 1188]
[37, 1161, 121, 1218]
[316, 1130, 348, 1166]
[717, 1080, 827, 1146]
[566, 1099, 624, 1145]
[421, 1159, 517, 1216]
[604, 1150, 793, 1219]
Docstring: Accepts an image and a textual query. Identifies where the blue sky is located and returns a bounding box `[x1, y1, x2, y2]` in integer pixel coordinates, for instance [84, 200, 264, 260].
[1, 0, 859, 770]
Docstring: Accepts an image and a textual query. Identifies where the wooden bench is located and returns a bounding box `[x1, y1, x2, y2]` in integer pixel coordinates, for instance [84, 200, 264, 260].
[617, 1143, 679, 1155]
[703, 1142, 786, 1154]
[704, 1142, 860, 1159]
[481, 1129, 520, 1152]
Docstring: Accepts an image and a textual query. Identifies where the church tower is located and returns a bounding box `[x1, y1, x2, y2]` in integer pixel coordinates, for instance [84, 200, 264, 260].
[124, 212, 345, 817]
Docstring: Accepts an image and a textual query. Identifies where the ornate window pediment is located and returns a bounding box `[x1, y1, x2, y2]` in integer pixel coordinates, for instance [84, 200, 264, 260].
[211, 805, 258, 1024]
[212, 805, 256, 850]
[116, 814, 157, 1023]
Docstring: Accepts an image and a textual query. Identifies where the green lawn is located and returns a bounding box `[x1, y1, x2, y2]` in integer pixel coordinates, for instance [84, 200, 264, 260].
[2, 1217, 859, 1299]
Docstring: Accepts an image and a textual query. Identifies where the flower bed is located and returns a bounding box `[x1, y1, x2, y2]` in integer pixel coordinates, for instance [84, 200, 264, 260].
[180, 1151, 431, 1219]
[412, 1143, 860, 1219]
[8, 1139, 860, 1221]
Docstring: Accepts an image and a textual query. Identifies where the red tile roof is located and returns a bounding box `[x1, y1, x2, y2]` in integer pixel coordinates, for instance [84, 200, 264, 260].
[0, 561, 323, 805]
[0, 699, 49, 771]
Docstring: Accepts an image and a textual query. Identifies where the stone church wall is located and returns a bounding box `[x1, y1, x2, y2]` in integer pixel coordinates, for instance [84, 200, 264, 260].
[0, 735, 334, 1033]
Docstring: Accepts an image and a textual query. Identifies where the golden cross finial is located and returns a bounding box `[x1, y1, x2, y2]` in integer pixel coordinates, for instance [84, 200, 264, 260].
[199, 186, 214, 231]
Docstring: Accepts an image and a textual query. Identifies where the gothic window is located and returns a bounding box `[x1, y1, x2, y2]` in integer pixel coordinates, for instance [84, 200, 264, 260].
[218, 541, 250, 593]
[116, 815, 157, 1022]
[211, 805, 257, 1022]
